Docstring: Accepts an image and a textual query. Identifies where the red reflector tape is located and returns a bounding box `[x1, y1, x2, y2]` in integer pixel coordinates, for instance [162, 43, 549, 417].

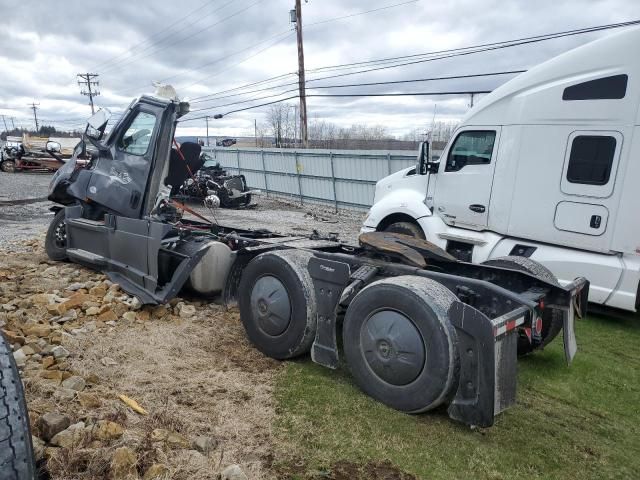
[494, 316, 525, 338]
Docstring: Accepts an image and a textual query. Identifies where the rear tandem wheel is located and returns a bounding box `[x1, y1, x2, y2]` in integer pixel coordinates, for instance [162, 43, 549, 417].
[342, 276, 460, 413]
[238, 250, 317, 360]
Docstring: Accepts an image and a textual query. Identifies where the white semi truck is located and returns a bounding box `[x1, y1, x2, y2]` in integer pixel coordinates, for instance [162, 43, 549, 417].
[362, 26, 640, 312]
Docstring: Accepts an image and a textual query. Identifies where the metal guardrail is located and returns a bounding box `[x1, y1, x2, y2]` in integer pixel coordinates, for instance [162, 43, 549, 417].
[202, 146, 434, 211]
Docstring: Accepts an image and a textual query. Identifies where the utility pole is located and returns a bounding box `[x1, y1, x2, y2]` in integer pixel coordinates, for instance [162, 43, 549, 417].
[469, 93, 475, 109]
[291, 0, 308, 148]
[77, 73, 100, 114]
[205, 116, 210, 146]
[10, 117, 15, 130]
[28, 102, 40, 132]
[254, 119, 258, 147]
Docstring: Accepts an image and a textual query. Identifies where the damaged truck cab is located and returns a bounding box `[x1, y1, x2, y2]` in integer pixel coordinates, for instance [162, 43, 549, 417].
[45, 93, 589, 428]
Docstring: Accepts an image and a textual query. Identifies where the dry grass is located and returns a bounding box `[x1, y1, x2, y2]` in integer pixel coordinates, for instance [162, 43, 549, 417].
[64, 304, 281, 479]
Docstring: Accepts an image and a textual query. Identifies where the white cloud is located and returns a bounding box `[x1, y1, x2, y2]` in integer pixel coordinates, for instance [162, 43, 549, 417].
[0, 0, 638, 137]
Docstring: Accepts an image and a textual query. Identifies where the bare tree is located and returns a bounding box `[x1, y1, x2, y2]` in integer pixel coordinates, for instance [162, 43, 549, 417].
[266, 103, 297, 147]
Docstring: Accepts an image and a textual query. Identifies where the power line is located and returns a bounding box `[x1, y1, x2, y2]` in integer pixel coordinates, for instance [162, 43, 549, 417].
[188, 18, 640, 104]
[90, 0, 215, 71]
[188, 70, 524, 113]
[176, 31, 296, 91]
[189, 70, 525, 108]
[101, 0, 266, 75]
[128, 0, 420, 99]
[306, 19, 640, 74]
[180, 90, 492, 122]
[303, 19, 640, 85]
[304, 0, 419, 28]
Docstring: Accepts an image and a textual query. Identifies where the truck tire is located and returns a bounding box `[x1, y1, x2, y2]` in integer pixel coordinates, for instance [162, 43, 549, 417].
[482, 256, 563, 355]
[238, 250, 317, 359]
[383, 221, 425, 239]
[45, 209, 68, 262]
[0, 160, 16, 173]
[343, 276, 459, 413]
[0, 332, 35, 480]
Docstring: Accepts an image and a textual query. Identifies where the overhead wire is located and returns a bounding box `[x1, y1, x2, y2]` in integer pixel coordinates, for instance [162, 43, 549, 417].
[90, 0, 217, 71]
[188, 18, 640, 105]
[187, 70, 525, 113]
[179, 90, 491, 123]
[100, 0, 266, 74]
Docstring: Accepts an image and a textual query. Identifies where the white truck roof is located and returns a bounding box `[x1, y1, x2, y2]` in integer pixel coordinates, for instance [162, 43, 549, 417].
[462, 26, 640, 127]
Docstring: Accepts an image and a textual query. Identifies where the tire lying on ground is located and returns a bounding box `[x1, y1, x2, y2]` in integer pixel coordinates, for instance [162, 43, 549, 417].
[0, 160, 16, 173]
[343, 276, 459, 413]
[0, 332, 35, 480]
[481, 255, 563, 355]
[45, 209, 68, 262]
[238, 249, 317, 360]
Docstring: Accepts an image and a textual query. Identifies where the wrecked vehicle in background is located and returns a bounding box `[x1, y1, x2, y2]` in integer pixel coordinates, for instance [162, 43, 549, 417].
[173, 154, 257, 208]
[0, 134, 81, 173]
[216, 138, 236, 147]
[42, 89, 588, 429]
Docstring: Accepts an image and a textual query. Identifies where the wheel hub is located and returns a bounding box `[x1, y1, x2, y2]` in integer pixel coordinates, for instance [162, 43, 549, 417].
[250, 275, 291, 336]
[54, 220, 66, 248]
[361, 310, 425, 386]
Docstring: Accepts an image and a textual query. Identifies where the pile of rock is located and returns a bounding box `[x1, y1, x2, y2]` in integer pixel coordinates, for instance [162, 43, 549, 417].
[0, 248, 248, 480]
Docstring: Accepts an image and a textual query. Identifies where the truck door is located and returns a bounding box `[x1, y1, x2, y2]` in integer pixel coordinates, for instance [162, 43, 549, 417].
[85, 106, 162, 218]
[433, 128, 500, 230]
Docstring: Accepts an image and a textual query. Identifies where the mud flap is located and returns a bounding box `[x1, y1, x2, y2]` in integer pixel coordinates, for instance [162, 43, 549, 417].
[447, 302, 523, 427]
[308, 257, 351, 369]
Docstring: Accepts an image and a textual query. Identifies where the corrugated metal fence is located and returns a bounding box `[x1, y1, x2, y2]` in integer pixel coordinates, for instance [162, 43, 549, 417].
[202, 146, 419, 211]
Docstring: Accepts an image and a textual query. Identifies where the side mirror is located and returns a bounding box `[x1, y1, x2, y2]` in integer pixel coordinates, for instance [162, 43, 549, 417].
[46, 141, 61, 153]
[417, 141, 430, 175]
[426, 161, 440, 174]
[86, 109, 111, 140]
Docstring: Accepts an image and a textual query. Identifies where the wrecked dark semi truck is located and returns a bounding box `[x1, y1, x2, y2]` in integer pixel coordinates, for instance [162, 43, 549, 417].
[44, 94, 589, 428]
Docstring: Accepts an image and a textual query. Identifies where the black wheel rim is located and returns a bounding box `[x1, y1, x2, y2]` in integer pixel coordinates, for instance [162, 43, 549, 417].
[53, 218, 67, 248]
[250, 275, 291, 336]
[360, 310, 425, 386]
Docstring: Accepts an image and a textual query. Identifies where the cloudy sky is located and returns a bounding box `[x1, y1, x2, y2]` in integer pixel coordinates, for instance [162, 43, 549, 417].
[0, 0, 638, 138]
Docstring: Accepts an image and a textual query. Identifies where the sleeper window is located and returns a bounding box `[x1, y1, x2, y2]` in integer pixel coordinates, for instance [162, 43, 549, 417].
[566, 136, 616, 186]
[118, 111, 157, 156]
[445, 131, 496, 172]
[562, 74, 628, 100]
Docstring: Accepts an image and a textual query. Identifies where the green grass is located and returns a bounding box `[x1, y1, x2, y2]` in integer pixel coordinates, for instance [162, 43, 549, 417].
[274, 311, 640, 479]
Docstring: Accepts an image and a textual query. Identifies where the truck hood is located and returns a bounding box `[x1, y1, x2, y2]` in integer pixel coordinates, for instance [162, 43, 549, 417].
[373, 165, 416, 203]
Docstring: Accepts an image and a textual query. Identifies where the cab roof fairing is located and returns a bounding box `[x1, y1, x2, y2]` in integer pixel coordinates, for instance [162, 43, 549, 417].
[459, 26, 640, 127]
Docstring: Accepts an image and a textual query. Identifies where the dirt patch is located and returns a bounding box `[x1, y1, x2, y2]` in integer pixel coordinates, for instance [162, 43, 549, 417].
[273, 458, 418, 480]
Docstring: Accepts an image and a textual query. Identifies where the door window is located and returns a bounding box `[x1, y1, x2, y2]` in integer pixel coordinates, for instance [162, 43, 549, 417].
[118, 111, 157, 156]
[445, 131, 496, 172]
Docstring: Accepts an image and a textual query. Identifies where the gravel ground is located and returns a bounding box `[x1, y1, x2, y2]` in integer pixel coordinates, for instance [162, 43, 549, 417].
[193, 196, 366, 245]
[0, 172, 53, 250]
[0, 171, 368, 248]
